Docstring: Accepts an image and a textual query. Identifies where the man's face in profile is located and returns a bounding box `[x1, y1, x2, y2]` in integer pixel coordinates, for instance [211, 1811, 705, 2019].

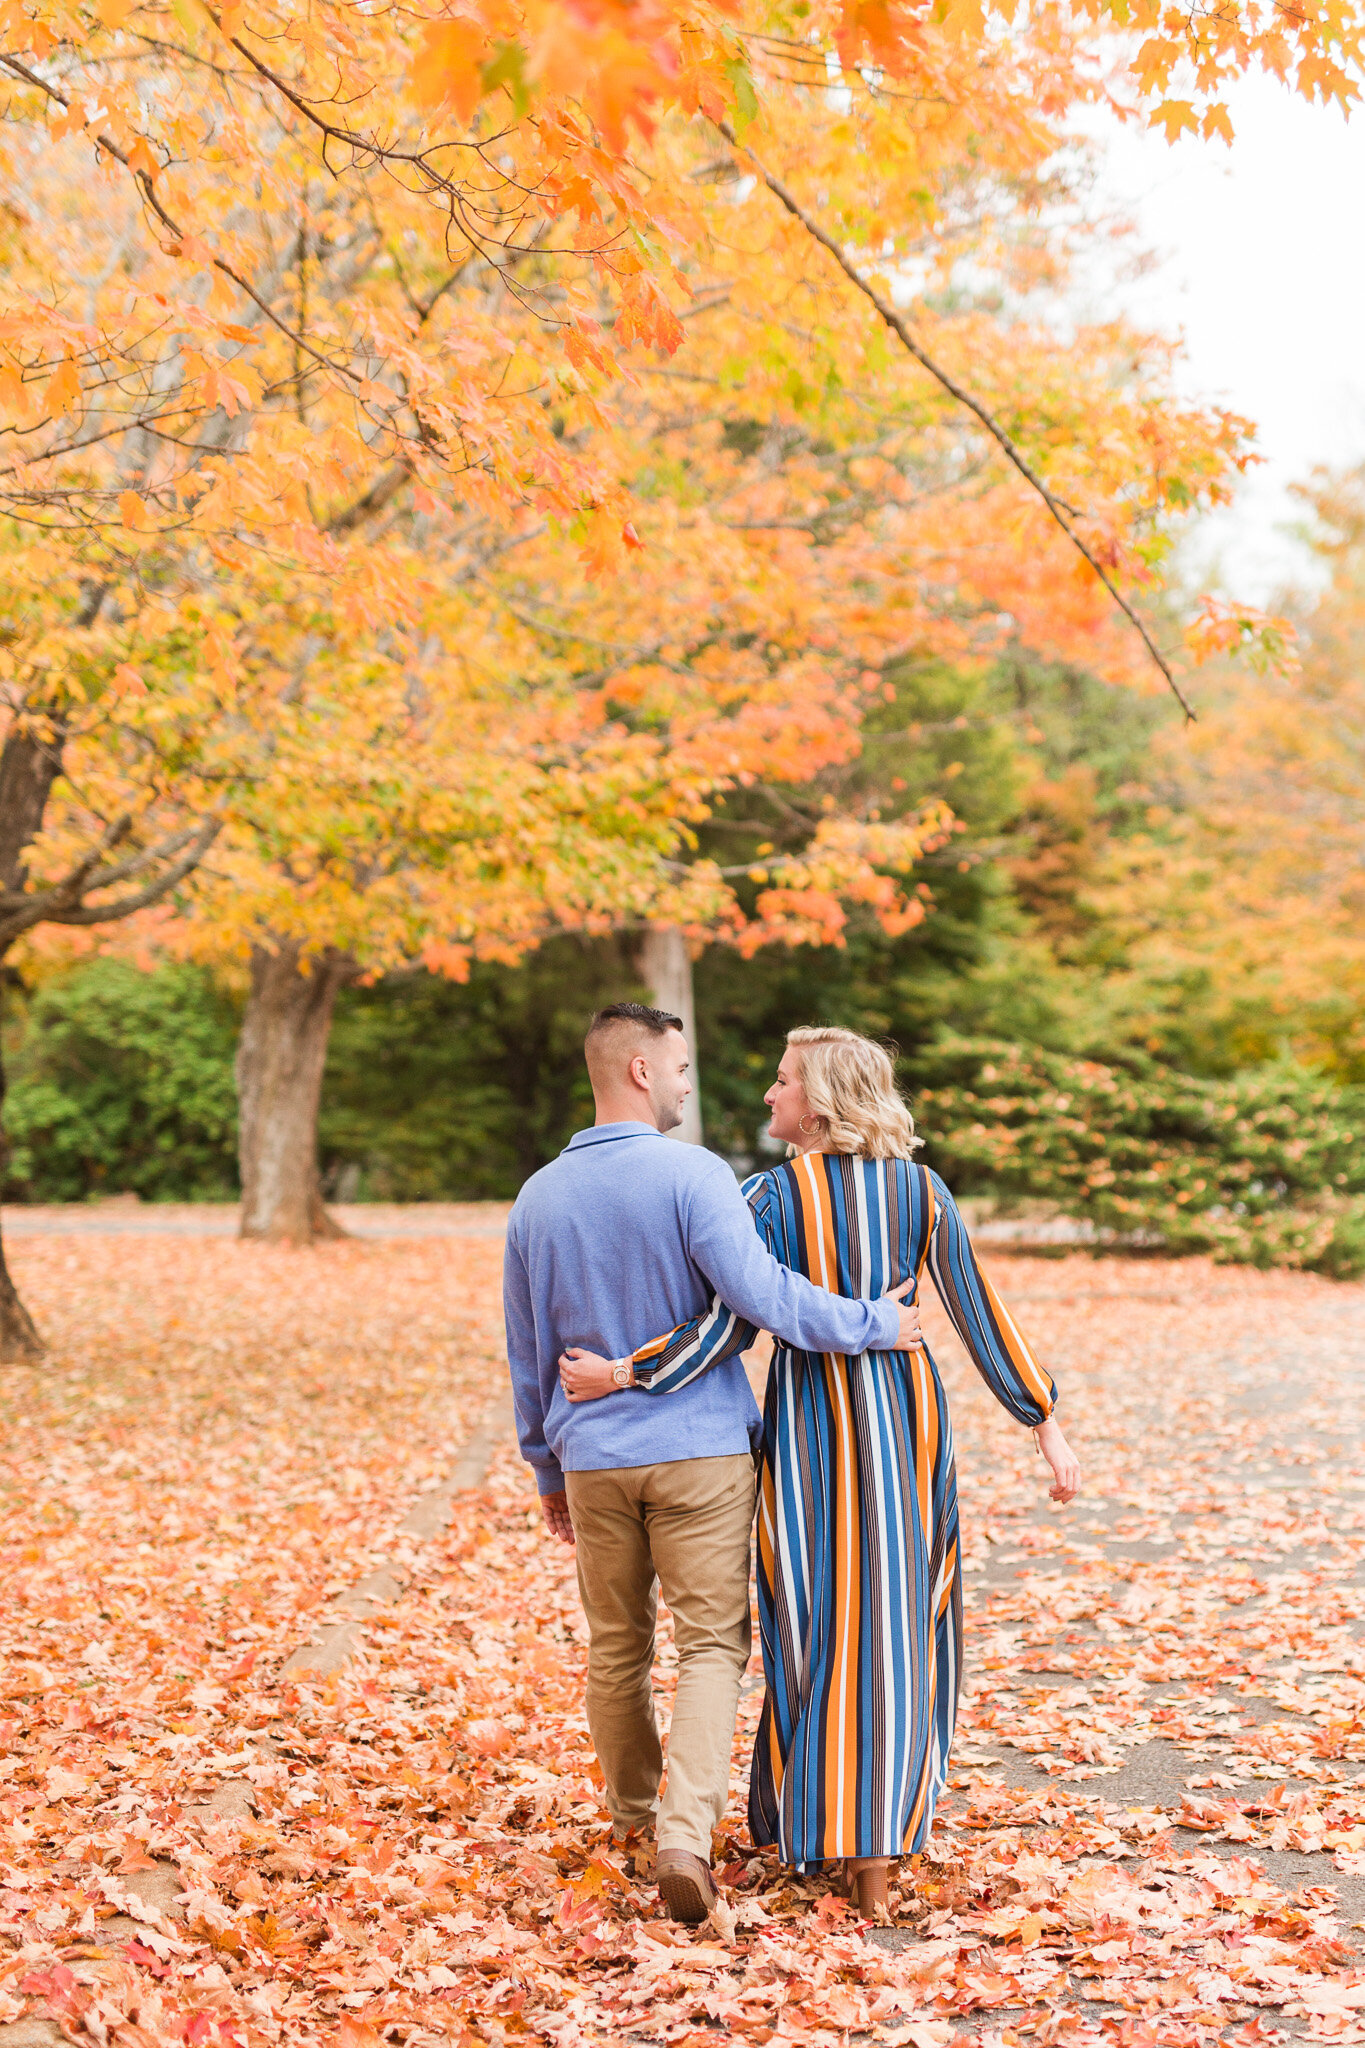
[642, 1028, 692, 1132]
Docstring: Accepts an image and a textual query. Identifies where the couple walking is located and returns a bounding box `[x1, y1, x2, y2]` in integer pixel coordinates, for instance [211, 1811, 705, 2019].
[504, 1004, 1080, 1926]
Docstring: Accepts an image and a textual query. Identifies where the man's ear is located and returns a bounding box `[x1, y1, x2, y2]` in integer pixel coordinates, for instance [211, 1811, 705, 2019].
[627, 1051, 651, 1093]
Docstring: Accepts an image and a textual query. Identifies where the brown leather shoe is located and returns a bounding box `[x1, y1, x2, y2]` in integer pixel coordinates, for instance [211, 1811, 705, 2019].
[655, 1846, 717, 1924]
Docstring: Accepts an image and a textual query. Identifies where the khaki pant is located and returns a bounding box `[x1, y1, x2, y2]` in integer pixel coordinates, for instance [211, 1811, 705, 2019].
[565, 1453, 756, 1859]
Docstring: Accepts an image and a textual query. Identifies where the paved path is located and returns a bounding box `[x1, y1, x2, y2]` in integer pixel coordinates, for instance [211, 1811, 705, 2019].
[865, 1258, 1365, 2025]
[0, 1196, 1095, 1247]
[0, 1200, 512, 1237]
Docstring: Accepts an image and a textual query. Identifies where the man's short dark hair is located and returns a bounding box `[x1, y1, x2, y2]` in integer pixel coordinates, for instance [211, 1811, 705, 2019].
[587, 1001, 683, 1040]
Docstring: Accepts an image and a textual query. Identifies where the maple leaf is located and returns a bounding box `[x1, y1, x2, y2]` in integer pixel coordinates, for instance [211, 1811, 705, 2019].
[43, 354, 82, 418]
[408, 19, 490, 121]
[1151, 97, 1199, 140]
[0, 365, 27, 417]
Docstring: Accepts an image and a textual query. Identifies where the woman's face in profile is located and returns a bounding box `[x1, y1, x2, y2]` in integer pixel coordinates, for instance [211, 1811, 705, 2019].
[764, 1051, 816, 1148]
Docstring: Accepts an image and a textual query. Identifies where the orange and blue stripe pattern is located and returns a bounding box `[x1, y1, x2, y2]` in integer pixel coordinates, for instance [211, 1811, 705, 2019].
[631, 1155, 1055, 1869]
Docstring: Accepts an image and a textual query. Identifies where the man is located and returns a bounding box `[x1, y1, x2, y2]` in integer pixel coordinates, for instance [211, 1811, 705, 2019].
[503, 1002, 921, 1924]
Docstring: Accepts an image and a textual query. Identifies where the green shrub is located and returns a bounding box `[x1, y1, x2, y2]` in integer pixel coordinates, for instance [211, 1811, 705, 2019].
[4, 963, 1362, 1284]
[914, 1037, 1365, 1272]
[2, 960, 240, 1202]
[1306, 1205, 1365, 1282]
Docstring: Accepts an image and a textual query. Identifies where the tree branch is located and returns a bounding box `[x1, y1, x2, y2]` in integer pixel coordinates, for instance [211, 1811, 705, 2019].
[326, 459, 412, 535]
[0, 54, 371, 398]
[714, 121, 1195, 722]
[0, 817, 220, 946]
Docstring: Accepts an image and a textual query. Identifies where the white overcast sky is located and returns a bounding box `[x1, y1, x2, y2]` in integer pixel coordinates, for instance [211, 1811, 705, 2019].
[1081, 78, 1365, 607]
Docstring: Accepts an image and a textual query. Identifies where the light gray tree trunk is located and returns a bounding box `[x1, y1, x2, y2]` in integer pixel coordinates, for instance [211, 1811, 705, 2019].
[636, 926, 703, 1145]
[236, 940, 358, 1242]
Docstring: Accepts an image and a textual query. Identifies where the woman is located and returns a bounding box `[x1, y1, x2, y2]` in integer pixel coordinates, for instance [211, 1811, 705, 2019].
[559, 1026, 1080, 1919]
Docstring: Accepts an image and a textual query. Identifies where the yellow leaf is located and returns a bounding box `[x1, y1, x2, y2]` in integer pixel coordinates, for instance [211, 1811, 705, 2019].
[94, 0, 138, 24]
[118, 490, 149, 529]
[571, 1858, 619, 1899]
[126, 137, 158, 180]
[169, 0, 211, 39]
[44, 354, 82, 418]
[938, 0, 986, 40]
[0, 364, 28, 417]
[1151, 98, 1198, 142]
[407, 19, 488, 122]
[1016, 1911, 1045, 1947]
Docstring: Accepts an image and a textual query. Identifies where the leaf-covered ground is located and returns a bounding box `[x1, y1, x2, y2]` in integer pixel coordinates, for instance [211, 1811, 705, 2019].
[2, 1229, 1365, 2048]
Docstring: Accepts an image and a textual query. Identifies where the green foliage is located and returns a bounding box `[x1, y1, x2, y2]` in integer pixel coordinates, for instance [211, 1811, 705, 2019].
[0, 941, 644, 1206]
[1, 959, 240, 1202]
[913, 1037, 1365, 1275]
[2, 654, 1360, 1281]
[1308, 1206, 1365, 1282]
[319, 938, 645, 1199]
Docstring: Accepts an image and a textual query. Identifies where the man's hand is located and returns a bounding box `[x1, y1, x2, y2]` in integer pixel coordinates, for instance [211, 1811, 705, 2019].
[886, 1275, 923, 1353]
[1034, 1416, 1081, 1503]
[540, 1489, 576, 1544]
[559, 1347, 621, 1403]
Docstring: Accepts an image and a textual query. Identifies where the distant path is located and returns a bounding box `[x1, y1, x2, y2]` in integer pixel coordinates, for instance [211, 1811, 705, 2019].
[0, 1194, 1093, 1246]
[0, 1199, 512, 1238]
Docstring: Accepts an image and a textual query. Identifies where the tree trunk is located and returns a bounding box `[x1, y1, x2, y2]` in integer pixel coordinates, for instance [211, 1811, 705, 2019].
[0, 721, 66, 1363]
[636, 926, 703, 1145]
[236, 941, 359, 1243]
[0, 723, 64, 906]
[0, 971, 43, 1363]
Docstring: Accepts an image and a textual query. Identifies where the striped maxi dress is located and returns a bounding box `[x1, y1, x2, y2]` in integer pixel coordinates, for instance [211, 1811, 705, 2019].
[627, 1152, 1056, 1870]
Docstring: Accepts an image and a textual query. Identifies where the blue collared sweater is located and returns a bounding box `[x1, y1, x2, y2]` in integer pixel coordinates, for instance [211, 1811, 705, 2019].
[503, 1122, 900, 1494]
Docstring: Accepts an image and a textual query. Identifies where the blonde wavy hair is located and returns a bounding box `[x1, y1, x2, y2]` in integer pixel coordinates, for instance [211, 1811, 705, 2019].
[786, 1026, 922, 1161]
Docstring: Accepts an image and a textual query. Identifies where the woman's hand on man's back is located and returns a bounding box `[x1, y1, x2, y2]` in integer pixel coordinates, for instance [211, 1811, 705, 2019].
[559, 1347, 621, 1402]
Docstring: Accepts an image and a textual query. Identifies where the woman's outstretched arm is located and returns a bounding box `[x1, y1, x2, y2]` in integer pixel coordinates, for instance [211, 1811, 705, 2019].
[925, 1168, 1080, 1502]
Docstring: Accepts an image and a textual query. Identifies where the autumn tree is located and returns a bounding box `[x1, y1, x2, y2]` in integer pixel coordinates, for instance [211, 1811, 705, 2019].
[169, 566, 935, 1238]
[1101, 468, 1365, 1082]
[1, 0, 1354, 1287]
[471, 73, 1258, 1115]
[0, 539, 229, 1358]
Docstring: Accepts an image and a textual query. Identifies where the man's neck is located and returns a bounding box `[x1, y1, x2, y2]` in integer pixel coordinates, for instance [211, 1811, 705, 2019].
[593, 1100, 660, 1130]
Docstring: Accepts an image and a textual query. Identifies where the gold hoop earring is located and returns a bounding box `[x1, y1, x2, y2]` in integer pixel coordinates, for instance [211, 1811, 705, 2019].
[798, 1114, 822, 1135]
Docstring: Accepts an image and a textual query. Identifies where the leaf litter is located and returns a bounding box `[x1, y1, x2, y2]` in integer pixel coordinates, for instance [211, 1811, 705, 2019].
[0, 1234, 1364, 2048]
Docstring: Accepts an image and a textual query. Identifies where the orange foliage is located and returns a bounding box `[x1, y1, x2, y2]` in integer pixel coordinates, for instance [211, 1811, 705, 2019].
[2, 1231, 1364, 2042]
[0, 0, 1329, 979]
[1101, 467, 1365, 1079]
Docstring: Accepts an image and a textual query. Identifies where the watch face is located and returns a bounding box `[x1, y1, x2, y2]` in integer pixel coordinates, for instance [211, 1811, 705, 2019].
[613, 1364, 632, 1387]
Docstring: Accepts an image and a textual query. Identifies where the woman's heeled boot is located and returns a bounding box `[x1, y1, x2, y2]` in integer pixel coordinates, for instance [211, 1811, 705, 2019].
[848, 1856, 891, 1921]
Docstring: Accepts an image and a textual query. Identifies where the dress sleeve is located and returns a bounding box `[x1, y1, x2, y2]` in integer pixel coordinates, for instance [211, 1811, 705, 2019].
[925, 1168, 1056, 1426]
[628, 1174, 770, 1395]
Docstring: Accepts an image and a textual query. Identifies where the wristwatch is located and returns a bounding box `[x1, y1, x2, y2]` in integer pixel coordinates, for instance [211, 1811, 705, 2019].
[612, 1359, 635, 1388]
